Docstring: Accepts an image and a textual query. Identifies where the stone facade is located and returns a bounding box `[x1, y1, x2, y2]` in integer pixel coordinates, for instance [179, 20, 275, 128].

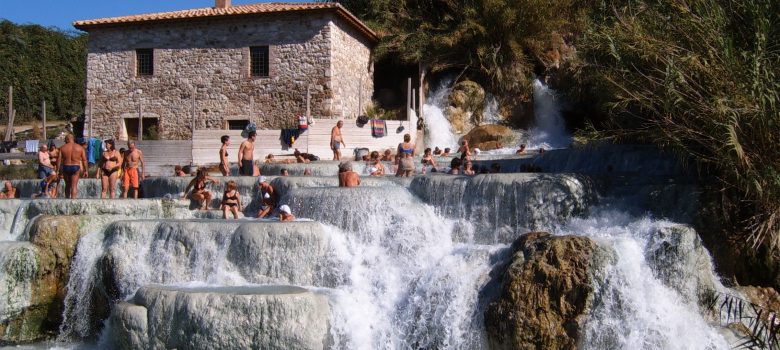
[83, 12, 374, 140]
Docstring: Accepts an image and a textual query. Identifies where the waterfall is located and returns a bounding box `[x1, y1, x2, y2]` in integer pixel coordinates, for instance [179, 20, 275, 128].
[528, 78, 571, 150]
[424, 80, 459, 150]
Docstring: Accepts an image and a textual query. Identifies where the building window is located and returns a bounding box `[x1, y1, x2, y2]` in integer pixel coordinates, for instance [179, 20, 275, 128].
[227, 120, 250, 130]
[136, 49, 154, 76]
[250, 46, 269, 77]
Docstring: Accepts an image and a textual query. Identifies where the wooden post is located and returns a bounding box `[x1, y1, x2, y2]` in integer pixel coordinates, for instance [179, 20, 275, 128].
[137, 97, 143, 141]
[191, 89, 196, 140]
[4, 86, 13, 142]
[358, 79, 362, 117]
[406, 78, 412, 122]
[88, 99, 93, 139]
[41, 100, 47, 141]
[412, 89, 416, 117]
[306, 86, 311, 154]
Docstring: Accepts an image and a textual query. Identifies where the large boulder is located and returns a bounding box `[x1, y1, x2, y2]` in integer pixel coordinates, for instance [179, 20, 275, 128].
[0, 216, 84, 343]
[111, 284, 331, 350]
[484, 232, 613, 350]
[463, 124, 515, 151]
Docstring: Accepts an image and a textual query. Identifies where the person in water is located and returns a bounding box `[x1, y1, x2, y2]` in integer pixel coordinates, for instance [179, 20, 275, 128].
[279, 204, 295, 222]
[381, 148, 394, 161]
[396, 133, 415, 177]
[421, 148, 439, 173]
[0, 181, 17, 199]
[183, 169, 219, 210]
[174, 165, 186, 177]
[219, 135, 231, 176]
[221, 180, 241, 219]
[99, 140, 122, 199]
[256, 177, 278, 218]
[338, 162, 361, 187]
[441, 148, 452, 157]
[280, 168, 290, 176]
[449, 157, 462, 175]
[516, 144, 527, 154]
[369, 158, 385, 176]
[59, 134, 88, 199]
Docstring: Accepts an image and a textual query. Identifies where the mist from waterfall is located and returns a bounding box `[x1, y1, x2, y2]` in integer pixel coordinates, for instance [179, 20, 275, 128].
[424, 79, 459, 150]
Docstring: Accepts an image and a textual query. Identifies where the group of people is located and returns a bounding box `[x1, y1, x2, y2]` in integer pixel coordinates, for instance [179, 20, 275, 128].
[31, 135, 145, 199]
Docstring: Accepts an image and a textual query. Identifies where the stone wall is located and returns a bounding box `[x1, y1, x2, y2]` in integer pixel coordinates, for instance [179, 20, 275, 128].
[85, 12, 373, 140]
[330, 17, 374, 119]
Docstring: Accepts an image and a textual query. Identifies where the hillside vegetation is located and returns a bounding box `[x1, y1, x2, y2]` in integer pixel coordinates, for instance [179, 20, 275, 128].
[0, 20, 86, 122]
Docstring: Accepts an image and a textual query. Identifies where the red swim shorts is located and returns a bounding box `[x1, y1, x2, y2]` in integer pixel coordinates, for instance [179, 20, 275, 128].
[123, 167, 139, 188]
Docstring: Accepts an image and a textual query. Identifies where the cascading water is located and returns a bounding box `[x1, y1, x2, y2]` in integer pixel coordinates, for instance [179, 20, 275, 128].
[424, 80, 459, 150]
[528, 78, 571, 150]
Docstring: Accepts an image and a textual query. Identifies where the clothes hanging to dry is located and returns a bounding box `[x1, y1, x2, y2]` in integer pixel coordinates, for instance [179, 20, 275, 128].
[280, 128, 304, 148]
[371, 120, 386, 138]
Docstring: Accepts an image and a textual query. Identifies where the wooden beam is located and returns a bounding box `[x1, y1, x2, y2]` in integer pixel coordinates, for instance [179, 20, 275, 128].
[42, 100, 47, 140]
[4, 86, 13, 142]
[138, 97, 143, 141]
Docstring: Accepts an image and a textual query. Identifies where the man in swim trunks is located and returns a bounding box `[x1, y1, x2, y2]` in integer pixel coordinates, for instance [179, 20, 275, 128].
[330, 120, 345, 160]
[238, 131, 256, 176]
[122, 141, 145, 199]
[58, 134, 88, 199]
[37, 144, 55, 179]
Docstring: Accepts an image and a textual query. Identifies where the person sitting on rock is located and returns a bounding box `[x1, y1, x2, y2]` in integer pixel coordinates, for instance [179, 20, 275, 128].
[32, 172, 59, 198]
[256, 177, 278, 218]
[516, 144, 527, 154]
[221, 180, 241, 219]
[182, 169, 219, 210]
[279, 204, 295, 222]
[293, 149, 311, 164]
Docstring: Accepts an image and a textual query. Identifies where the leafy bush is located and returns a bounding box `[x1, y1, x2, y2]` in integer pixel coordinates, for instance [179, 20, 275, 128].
[574, 0, 780, 249]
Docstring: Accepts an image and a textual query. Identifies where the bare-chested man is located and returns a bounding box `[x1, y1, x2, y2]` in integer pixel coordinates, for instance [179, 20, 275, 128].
[122, 141, 145, 199]
[338, 162, 360, 187]
[37, 144, 55, 179]
[330, 120, 345, 160]
[238, 131, 256, 176]
[58, 134, 88, 199]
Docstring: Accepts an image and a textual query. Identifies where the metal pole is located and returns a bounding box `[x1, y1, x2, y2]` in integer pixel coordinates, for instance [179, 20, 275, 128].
[407, 78, 411, 123]
[191, 88, 196, 139]
[306, 86, 311, 154]
[42, 100, 47, 141]
[412, 89, 416, 117]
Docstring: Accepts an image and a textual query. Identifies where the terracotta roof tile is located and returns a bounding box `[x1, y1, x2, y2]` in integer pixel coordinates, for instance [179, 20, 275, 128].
[73, 2, 378, 42]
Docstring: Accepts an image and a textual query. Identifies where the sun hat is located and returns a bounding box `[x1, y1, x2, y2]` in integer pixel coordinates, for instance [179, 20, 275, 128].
[279, 205, 291, 214]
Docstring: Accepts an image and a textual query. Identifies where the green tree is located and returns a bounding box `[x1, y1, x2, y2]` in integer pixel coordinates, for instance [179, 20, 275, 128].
[0, 20, 87, 122]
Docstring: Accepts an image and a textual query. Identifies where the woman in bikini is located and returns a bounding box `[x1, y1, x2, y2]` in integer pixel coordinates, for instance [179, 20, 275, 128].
[221, 180, 241, 219]
[396, 133, 416, 177]
[219, 135, 230, 176]
[47, 142, 61, 198]
[99, 140, 122, 199]
[183, 169, 219, 210]
[421, 147, 439, 173]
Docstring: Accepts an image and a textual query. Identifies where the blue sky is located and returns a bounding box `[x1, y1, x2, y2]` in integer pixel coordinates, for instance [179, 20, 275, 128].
[2, 0, 304, 32]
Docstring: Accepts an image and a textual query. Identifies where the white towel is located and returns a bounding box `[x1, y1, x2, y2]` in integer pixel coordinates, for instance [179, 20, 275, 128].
[25, 140, 39, 153]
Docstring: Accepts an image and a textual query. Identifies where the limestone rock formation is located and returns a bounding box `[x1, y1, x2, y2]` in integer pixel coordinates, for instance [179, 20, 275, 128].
[447, 80, 486, 133]
[484, 232, 612, 350]
[111, 284, 331, 350]
[0, 216, 84, 343]
[463, 124, 515, 151]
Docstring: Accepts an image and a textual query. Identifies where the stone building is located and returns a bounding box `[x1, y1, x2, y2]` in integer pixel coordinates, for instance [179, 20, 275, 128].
[74, 1, 377, 140]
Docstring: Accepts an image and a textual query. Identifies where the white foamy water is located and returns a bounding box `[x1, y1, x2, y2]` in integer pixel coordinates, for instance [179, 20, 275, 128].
[527, 78, 571, 150]
[424, 80, 459, 150]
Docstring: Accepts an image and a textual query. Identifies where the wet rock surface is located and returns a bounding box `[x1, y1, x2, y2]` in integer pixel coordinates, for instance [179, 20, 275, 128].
[111, 284, 330, 350]
[484, 232, 611, 350]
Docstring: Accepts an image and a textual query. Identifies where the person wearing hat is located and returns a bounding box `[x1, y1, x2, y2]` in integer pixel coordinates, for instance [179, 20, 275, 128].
[256, 176, 278, 218]
[279, 205, 295, 221]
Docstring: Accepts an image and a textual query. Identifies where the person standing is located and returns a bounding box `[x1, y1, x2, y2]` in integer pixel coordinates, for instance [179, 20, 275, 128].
[98, 140, 122, 199]
[122, 141, 145, 199]
[37, 144, 55, 179]
[58, 134, 88, 199]
[396, 133, 416, 177]
[238, 131, 256, 176]
[219, 135, 231, 176]
[330, 120, 345, 160]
